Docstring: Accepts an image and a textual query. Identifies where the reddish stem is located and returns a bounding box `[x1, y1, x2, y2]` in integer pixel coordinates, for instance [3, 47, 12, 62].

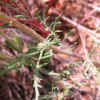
[17, 18, 50, 38]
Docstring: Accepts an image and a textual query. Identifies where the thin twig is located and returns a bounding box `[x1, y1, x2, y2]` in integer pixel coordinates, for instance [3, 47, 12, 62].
[50, 8, 100, 43]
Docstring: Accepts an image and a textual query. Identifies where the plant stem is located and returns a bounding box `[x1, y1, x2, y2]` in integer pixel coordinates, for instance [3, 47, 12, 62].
[0, 12, 44, 42]
[0, 12, 82, 58]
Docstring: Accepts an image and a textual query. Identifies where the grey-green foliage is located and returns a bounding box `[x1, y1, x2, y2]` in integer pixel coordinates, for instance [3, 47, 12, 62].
[0, 12, 61, 100]
[0, 14, 60, 74]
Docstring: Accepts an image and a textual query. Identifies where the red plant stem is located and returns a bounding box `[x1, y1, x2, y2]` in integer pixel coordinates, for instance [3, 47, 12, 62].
[1, 0, 50, 37]
[0, 20, 7, 30]
[0, 20, 7, 25]
[17, 18, 50, 38]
